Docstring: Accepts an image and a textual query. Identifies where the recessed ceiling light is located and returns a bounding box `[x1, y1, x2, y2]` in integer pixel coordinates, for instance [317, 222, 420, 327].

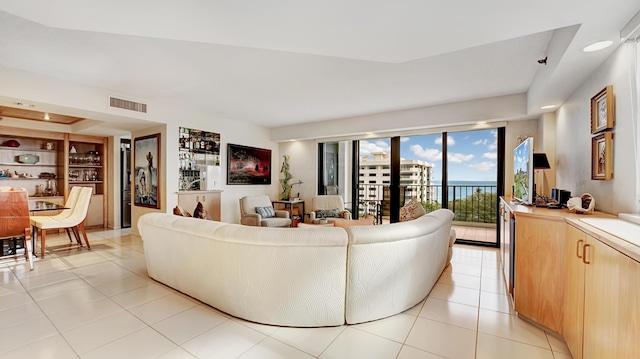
[476, 121, 488, 125]
[43, 113, 51, 120]
[14, 102, 34, 108]
[583, 40, 613, 53]
[540, 105, 557, 110]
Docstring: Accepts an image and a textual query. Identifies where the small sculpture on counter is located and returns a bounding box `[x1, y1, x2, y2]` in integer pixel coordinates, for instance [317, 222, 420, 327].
[567, 193, 595, 213]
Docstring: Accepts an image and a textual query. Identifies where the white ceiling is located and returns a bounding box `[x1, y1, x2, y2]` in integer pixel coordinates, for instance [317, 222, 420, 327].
[0, 0, 638, 133]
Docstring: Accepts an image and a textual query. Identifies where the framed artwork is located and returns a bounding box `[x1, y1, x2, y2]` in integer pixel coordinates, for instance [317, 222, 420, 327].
[591, 85, 614, 134]
[134, 133, 160, 208]
[227, 144, 271, 185]
[591, 131, 613, 180]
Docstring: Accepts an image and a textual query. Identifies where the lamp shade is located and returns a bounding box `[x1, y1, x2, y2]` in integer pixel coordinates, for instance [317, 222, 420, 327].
[533, 153, 551, 169]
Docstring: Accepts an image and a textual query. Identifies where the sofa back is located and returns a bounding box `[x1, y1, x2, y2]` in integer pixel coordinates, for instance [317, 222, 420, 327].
[239, 195, 272, 215]
[138, 213, 349, 327]
[344, 209, 454, 324]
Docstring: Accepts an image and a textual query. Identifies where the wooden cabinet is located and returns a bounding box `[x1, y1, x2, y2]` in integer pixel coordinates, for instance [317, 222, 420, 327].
[583, 232, 640, 359]
[563, 224, 586, 359]
[514, 212, 565, 334]
[86, 194, 104, 227]
[499, 199, 514, 294]
[68, 135, 108, 228]
[564, 223, 640, 359]
[503, 198, 638, 358]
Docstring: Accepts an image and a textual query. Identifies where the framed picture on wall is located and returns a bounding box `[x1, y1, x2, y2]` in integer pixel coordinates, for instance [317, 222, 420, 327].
[590, 85, 614, 134]
[591, 131, 613, 180]
[227, 144, 272, 185]
[134, 133, 161, 208]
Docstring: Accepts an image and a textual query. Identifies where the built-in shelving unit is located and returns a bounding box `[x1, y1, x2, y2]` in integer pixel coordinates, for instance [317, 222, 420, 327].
[0, 126, 108, 228]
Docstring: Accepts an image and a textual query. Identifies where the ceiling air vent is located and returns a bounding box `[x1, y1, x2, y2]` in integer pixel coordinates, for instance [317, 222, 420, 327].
[109, 97, 147, 113]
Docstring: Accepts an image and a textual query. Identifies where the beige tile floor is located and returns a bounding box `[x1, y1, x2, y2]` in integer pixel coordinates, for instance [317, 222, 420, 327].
[0, 228, 572, 358]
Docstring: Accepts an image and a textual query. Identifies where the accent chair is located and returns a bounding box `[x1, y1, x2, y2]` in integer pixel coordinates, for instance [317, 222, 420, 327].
[239, 195, 292, 227]
[307, 195, 351, 224]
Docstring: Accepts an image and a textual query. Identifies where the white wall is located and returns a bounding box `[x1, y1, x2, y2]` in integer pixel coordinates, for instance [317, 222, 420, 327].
[556, 43, 638, 214]
[0, 66, 280, 228]
[271, 93, 528, 141]
[153, 101, 280, 224]
[278, 140, 318, 210]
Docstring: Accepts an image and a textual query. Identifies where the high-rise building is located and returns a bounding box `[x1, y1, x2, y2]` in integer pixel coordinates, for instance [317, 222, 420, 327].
[359, 152, 434, 204]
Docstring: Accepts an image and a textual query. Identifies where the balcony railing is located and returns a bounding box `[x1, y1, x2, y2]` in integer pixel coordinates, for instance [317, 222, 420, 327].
[357, 183, 498, 224]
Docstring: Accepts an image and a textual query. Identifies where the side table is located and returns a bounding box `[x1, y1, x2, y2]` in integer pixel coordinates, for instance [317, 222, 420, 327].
[272, 200, 305, 227]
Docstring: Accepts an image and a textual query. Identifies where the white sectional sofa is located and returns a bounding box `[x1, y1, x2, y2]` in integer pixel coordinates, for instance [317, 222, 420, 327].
[138, 209, 455, 327]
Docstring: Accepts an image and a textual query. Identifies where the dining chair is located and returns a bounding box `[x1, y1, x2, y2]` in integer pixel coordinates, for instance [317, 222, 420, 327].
[45, 186, 83, 244]
[31, 187, 93, 258]
[0, 187, 34, 270]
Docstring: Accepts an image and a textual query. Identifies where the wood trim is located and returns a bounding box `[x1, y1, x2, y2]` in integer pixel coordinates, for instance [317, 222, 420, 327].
[68, 133, 106, 144]
[0, 125, 66, 140]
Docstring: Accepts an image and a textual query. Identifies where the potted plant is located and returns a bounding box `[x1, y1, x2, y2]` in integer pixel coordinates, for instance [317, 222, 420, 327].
[280, 154, 303, 200]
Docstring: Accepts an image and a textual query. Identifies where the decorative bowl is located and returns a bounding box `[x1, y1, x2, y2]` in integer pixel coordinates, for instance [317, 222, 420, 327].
[17, 154, 40, 164]
[2, 139, 20, 147]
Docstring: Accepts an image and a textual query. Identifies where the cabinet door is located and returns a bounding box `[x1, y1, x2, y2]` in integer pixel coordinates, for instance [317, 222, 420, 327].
[583, 238, 640, 359]
[500, 202, 512, 293]
[177, 192, 221, 221]
[85, 194, 104, 227]
[563, 225, 586, 359]
[514, 214, 565, 333]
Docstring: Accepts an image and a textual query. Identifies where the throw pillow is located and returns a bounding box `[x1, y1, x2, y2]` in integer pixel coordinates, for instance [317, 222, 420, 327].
[173, 205, 192, 217]
[333, 216, 375, 228]
[193, 202, 212, 220]
[399, 200, 426, 222]
[256, 206, 275, 218]
[315, 208, 340, 218]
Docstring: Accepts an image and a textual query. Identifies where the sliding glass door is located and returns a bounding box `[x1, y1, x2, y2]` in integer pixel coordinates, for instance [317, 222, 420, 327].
[318, 141, 354, 210]
[318, 128, 504, 247]
[444, 129, 500, 245]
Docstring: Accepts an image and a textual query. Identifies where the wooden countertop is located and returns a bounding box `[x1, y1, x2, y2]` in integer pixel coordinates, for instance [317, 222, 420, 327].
[501, 197, 640, 262]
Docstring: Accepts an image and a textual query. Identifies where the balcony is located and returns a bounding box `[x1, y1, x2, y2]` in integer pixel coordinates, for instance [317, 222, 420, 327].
[356, 183, 498, 243]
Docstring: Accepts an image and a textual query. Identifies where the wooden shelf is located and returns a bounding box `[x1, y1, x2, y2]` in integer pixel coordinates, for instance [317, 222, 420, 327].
[0, 162, 57, 166]
[0, 131, 108, 228]
[0, 147, 58, 153]
[0, 177, 56, 180]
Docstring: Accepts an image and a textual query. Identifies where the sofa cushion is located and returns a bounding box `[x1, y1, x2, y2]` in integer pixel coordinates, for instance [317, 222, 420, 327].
[261, 217, 292, 227]
[400, 200, 426, 222]
[256, 206, 275, 218]
[333, 216, 375, 228]
[316, 208, 340, 218]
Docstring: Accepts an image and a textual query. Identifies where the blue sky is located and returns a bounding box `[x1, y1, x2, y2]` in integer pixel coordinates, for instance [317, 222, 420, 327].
[360, 129, 497, 182]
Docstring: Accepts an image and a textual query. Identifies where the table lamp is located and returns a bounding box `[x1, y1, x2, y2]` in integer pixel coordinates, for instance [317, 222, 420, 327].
[533, 153, 551, 198]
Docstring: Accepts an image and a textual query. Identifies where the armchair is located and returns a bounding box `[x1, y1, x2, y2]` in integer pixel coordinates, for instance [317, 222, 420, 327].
[239, 195, 292, 227]
[307, 195, 351, 224]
